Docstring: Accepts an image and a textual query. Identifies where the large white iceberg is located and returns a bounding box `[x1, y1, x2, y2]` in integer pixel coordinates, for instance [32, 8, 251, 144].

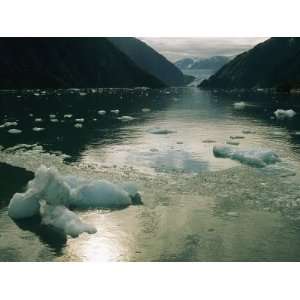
[8, 165, 141, 237]
[213, 145, 280, 167]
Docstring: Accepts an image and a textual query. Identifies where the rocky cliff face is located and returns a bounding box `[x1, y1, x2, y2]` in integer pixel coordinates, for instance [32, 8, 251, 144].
[199, 38, 300, 91]
[108, 37, 185, 86]
[0, 37, 165, 89]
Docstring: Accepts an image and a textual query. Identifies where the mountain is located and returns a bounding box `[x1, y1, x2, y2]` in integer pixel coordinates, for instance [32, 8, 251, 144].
[108, 37, 186, 86]
[199, 38, 300, 91]
[0, 37, 165, 89]
[175, 56, 231, 71]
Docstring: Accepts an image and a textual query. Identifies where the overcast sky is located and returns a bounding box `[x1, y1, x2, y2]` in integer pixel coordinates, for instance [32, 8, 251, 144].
[140, 38, 268, 62]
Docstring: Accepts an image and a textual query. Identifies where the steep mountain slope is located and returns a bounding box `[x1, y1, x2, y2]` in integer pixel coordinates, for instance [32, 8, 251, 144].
[0, 37, 165, 89]
[176, 56, 230, 71]
[108, 37, 185, 86]
[199, 38, 300, 90]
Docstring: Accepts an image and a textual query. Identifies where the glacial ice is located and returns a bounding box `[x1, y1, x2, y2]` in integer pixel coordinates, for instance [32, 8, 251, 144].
[0, 121, 18, 128]
[233, 102, 246, 110]
[32, 127, 45, 132]
[74, 123, 83, 128]
[142, 108, 151, 112]
[274, 109, 296, 120]
[111, 109, 120, 114]
[34, 118, 43, 122]
[8, 129, 22, 134]
[64, 114, 73, 118]
[213, 145, 280, 167]
[117, 116, 135, 122]
[75, 118, 85, 123]
[8, 165, 141, 237]
[97, 110, 106, 115]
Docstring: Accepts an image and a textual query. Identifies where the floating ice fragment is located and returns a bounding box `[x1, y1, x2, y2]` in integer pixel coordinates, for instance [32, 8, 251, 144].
[64, 114, 73, 118]
[274, 109, 296, 120]
[49, 114, 56, 119]
[97, 110, 106, 115]
[0, 121, 18, 128]
[74, 123, 83, 128]
[50, 118, 59, 123]
[117, 116, 135, 122]
[79, 92, 87, 96]
[213, 145, 280, 167]
[34, 118, 43, 122]
[111, 109, 120, 114]
[8, 128, 22, 134]
[75, 118, 84, 123]
[8, 165, 141, 237]
[40, 202, 96, 238]
[233, 102, 246, 110]
[32, 127, 45, 132]
[142, 108, 151, 112]
[226, 212, 239, 217]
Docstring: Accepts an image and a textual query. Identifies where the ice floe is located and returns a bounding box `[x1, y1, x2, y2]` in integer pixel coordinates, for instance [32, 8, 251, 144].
[32, 127, 45, 132]
[8, 128, 22, 134]
[111, 109, 120, 114]
[0, 121, 18, 128]
[233, 102, 246, 110]
[117, 116, 135, 122]
[142, 108, 151, 112]
[64, 114, 73, 118]
[226, 140, 240, 146]
[74, 123, 83, 128]
[230, 135, 245, 139]
[97, 110, 106, 115]
[34, 118, 43, 123]
[213, 145, 280, 167]
[274, 109, 296, 120]
[8, 165, 141, 237]
[75, 118, 85, 123]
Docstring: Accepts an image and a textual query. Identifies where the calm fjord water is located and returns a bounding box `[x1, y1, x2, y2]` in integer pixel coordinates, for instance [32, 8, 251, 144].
[2, 87, 300, 261]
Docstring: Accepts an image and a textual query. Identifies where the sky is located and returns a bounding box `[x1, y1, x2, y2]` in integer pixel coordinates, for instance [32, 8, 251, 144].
[140, 38, 268, 62]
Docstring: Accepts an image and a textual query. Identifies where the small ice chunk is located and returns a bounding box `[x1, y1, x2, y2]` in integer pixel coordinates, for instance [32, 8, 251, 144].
[74, 123, 83, 128]
[0, 121, 18, 128]
[149, 128, 176, 134]
[117, 116, 135, 122]
[34, 93, 40, 96]
[233, 102, 246, 110]
[111, 109, 120, 114]
[274, 109, 296, 120]
[49, 114, 56, 119]
[40, 202, 97, 238]
[75, 118, 84, 123]
[142, 108, 151, 112]
[97, 110, 106, 115]
[50, 118, 59, 123]
[64, 114, 73, 118]
[8, 128, 22, 134]
[79, 92, 87, 96]
[213, 145, 280, 167]
[32, 127, 45, 132]
[34, 118, 43, 122]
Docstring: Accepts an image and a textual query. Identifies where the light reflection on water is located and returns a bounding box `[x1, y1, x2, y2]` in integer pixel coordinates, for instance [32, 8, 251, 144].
[2, 87, 300, 261]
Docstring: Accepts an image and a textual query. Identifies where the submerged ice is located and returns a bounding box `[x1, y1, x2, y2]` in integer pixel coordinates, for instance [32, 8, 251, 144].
[8, 165, 141, 237]
[213, 145, 280, 167]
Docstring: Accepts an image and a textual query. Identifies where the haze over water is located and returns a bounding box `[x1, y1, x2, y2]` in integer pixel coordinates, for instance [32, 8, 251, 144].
[2, 85, 300, 261]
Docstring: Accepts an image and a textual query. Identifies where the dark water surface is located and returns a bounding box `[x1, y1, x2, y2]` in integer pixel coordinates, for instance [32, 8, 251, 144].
[2, 87, 300, 261]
